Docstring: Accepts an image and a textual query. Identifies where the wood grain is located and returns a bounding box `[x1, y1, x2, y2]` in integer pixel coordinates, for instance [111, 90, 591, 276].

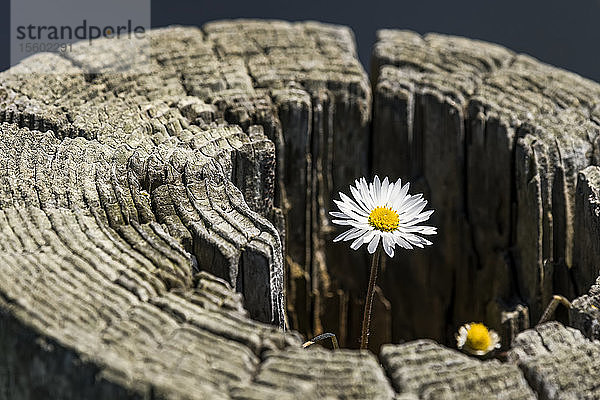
[0, 20, 600, 399]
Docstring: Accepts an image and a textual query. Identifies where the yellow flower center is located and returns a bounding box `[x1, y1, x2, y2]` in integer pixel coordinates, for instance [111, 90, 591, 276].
[368, 206, 399, 232]
[466, 323, 492, 351]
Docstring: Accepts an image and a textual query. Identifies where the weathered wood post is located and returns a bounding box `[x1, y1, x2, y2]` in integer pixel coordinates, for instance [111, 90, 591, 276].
[0, 20, 599, 399]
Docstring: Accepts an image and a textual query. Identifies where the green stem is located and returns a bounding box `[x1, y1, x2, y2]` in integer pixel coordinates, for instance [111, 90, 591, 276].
[360, 246, 381, 350]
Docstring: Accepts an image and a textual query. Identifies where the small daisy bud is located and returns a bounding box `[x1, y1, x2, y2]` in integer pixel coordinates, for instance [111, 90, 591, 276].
[456, 322, 501, 356]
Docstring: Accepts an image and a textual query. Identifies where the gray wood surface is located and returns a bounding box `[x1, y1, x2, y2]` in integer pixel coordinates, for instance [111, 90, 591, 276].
[509, 322, 600, 400]
[371, 29, 600, 345]
[570, 166, 600, 341]
[0, 20, 600, 399]
[0, 21, 381, 399]
[381, 340, 535, 399]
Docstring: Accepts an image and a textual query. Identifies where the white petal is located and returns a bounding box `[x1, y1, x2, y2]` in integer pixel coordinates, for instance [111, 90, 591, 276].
[345, 228, 368, 241]
[386, 178, 402, 205]
[350, 184, 371, 214]
[400, 224, 436, 234]
[456, 326, 468, 348]
[397, 182, 410, 203]
[334, 199, 368, 222]
[416, 226, 437, 235]
[403, 233, 426, 248]
[383, 235, 394, 258]
[398, 193, 422, 212]
[420, 237, 433, 246]
[361, 229, 377, 244]
[388, 178, 402, 199]
[403, 199, 428, 219]
[367, 233, 380, 253]
[334, 227, 360, 242]
[386, 246, 394, 258]
[373, 175, 381, 204]
[396, 194, 423, 213]
[381, 177, 390, 204]
[359, 178, 375, 209]
[403, 209, 434, 226]
[335, 200, 367, 221]
[393, 234, 413, 249]
[355, 222, 373, 229]
[339, 193, 370, 217]
[331, 219, 354, 225]
[329, 211, 350, 219]
[490, 331, 501, 349]
[350, 235, 365, 250]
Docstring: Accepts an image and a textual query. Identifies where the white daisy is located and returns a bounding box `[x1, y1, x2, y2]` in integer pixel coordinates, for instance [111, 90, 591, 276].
[455, 322, 501, 356]
[330, 176, 436, 258]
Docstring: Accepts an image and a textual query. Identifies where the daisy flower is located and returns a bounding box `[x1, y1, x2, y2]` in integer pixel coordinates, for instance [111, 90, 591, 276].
[455, 322, 501, 356]
[330, 176, 436, 257]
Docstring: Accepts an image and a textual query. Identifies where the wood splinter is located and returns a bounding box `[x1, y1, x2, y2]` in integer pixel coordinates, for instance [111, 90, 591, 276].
[538, 295, 572, 325]
[302, 333, 340, 349]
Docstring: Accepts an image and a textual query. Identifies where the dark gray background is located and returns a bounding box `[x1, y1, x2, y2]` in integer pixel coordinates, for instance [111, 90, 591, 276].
[0, 0, 599, 82]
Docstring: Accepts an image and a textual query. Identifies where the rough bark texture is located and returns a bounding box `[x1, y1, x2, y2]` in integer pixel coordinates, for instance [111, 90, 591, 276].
[0, 22, 375, 399]
[253, 348, 395, 399]
[1, 20, 600, 399]
[570, 276, 600, 341]
[190, 21, 372, 346]
[509, 322, 600, 400]
[371, 30, 600, 344]
[381, 340, 536, 399]
[569, 166, 600, 340]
